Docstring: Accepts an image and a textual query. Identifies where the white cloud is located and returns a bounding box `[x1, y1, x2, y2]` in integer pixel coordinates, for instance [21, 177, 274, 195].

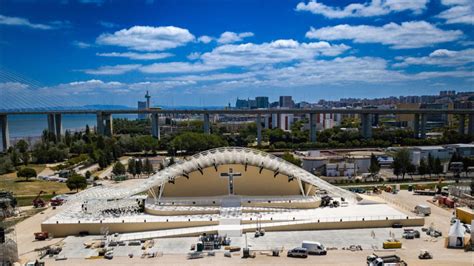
[139, 62, 221, 74]
[83, 64, 141, 75]
[198, 35, 213, 43]
[96, 26, 195, 51]
[200, 39, 350, 67]
[98, 20, 119, 28]
[38, 79, 193, 96]
[295, 0, 429, 18]
[187, 52, 201, 60]
[437, 0, 474, 25]
[394, 48, 474, 67]
[217, 31, 254, 44]
[0, 82, 29, 90]
[306, 21, 462, 49]
[96, 52, 173, 60]
[72, 41, 92, 48]
[0, 14, 53, 30]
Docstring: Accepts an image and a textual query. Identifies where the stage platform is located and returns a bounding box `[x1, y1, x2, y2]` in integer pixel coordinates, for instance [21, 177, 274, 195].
[42, 200, 424, 237]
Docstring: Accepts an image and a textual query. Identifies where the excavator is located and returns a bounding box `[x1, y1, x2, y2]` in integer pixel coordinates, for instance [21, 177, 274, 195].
[33, 190, 46, 208]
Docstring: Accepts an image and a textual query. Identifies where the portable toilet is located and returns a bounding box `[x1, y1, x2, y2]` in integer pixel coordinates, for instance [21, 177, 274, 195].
[447, 219, 466, 248]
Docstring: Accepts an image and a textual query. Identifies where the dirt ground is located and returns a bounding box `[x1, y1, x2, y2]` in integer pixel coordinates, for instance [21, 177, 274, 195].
[14, 190, 473, 265]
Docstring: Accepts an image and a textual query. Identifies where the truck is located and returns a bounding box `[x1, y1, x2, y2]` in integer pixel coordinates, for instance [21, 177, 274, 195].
[301, 241, 327, 255]
[367, 254, 407, 266]
[414, 204, 431, 216]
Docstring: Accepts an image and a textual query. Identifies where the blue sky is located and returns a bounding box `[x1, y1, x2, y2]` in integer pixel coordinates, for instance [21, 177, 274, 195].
[0, 0, 472, 109]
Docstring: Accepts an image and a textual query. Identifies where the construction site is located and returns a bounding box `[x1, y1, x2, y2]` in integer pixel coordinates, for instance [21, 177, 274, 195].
[1, 147, 473, 265]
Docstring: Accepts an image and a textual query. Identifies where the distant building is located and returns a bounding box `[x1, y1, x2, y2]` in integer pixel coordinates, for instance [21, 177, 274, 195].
[235, 98, 249, 109]
[440, 90, 456, 97]
[138, 91, 151, 120]
[138, 101, 147, 120]
[255, 96, 269, 108]
[279, 96, 294, 108]
[408, 146, 454, 166]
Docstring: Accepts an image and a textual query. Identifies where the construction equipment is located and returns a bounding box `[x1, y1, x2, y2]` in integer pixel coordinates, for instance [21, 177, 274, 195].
[34, 231, 49, 241]
[382, 239, 402, 249]
[418, 249, 433, 260]
[33, 191, 46, 208]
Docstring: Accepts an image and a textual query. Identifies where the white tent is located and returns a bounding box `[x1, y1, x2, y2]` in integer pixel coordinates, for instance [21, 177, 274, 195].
[448, 219, 466, 248]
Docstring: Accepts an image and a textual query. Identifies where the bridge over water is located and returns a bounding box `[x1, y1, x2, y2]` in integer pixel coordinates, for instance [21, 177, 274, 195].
[1, 108, 473, 152]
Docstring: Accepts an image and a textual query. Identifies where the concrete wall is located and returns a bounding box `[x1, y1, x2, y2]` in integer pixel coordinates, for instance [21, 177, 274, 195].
[42, 217, 424, 238]
[163, 164, 301, 197]
[42, 220, 218, 238]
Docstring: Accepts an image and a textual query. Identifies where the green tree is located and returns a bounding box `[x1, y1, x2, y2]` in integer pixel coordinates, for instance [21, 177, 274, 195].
[418, 158, 428, 178]
[17, 167, 37, 181]
[427, 154, 434, 178]
[128, 158, 137, 178]
[85, 170, 92, 180]
[368, 153, 381, 177]
[168, 157, 175, 166]
[112, 161, 126, 176]
[282, 152, 302, 166]
[433, 157, 443, 176]
[392, 148, 411, 180]
[135, 159, 143, 177]
[143, 158, 154, 176]
[15, 140, 29, 153]
[66, 173, 88, 192]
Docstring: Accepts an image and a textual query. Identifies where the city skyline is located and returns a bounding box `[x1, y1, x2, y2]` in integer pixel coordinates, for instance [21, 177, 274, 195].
[0, 0, 473, 109]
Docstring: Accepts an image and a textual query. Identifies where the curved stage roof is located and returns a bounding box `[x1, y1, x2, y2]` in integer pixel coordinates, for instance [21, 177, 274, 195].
[69, 147, 359, 203]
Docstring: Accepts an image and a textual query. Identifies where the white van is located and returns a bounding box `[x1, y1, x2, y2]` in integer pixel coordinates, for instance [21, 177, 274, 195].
[414, 204, 431, 216]
[302, 241, 327, 255]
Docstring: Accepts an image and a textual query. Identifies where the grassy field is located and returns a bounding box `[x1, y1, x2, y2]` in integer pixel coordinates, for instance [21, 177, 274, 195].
[0, 164, 70, 199]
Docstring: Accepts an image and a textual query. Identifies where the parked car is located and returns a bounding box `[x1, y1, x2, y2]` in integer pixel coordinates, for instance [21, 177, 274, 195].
[287, 247, 308, 258]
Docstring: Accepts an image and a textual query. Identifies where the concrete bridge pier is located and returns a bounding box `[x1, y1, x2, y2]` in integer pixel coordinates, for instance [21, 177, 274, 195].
[47, 114, 55, 135]
[104, 113, 113, 137]
[0, 115, 9, 152]
[256, 114, 262, 146]
[361, 113, 372, 139]
[151, 113, 160, 140]
[468, 114, 474, 137]
[55, 114, 62, 141]
[458, 114, 466, 135]
[413, 114, 420, 138]
[420, 114, 427, 139]
[203, 113, 210, 134]
[96, 112, 104, 135]
[96, 112, 113, 136]
[309, 113, 317, 142]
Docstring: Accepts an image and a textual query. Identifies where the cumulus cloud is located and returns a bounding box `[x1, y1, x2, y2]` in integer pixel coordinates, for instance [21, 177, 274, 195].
[198, 35, 213, 43]
[437, 0, 474, 25]
[295, 0, 429, 18]
[140, 62, 221, 74]
[394, 48, 474, 67]
[200, 39, 350, 67]
[306, 21, 462, 49]
[96, 26, 195, 51]
[187, 52, 201, 60]
[98, 20, 119, 28]
[72, 41, 92, 48]
[0, 14, 53, 30]
[83, 64, 141, 75]
[137, 39, 349, 73]
[96, 52, 173, 60]
[217, 31, 254, 44]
